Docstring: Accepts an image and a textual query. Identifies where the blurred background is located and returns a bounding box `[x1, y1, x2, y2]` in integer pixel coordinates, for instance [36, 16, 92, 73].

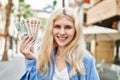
[0, 0, 120, 80]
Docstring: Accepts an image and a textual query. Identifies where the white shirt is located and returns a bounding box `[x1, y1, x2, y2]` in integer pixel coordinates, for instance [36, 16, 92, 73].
[53, 65, 69, 80]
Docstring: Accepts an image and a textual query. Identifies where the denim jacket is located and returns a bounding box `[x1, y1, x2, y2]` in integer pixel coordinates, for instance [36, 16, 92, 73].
[20, 50, 100, 80]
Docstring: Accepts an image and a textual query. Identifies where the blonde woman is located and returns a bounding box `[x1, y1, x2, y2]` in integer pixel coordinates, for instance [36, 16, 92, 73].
[20, 7, 99, 80]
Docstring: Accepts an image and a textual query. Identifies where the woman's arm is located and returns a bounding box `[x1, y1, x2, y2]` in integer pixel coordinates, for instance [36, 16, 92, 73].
[20, 59, 39, 80]
[87, 57, 100, 80]
[20, 35, 39, 80]
[83, 51, 100, 80]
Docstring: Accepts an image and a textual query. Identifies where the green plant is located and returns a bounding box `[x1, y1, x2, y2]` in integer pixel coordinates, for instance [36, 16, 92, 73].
[13, 0, 34, 20]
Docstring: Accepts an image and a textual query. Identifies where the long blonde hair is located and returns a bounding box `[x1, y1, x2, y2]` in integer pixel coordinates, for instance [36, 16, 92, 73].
[37, 7, 86, 77]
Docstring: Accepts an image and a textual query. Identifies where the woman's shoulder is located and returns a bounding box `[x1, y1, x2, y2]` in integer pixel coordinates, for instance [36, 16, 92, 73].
[83, 50, 95, 65]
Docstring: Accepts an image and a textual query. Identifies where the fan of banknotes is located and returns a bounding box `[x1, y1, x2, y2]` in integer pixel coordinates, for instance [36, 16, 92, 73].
[15, 18, 42, 39]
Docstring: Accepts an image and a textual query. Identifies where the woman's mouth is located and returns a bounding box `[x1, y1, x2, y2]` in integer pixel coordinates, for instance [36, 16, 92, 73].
[57, 36, 67, 41]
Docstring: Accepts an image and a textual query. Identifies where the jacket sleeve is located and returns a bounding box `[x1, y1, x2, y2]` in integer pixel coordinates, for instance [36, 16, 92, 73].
[83, 51, 100, 80]
[20, 59, 40, 80]
[87, 58, 100, 80]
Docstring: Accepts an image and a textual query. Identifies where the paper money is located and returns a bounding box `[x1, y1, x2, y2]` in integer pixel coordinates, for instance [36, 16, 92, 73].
[15, 18, 41, 40]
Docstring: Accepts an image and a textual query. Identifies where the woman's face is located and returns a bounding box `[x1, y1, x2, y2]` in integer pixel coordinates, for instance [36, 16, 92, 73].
[53, 15, 75, 47]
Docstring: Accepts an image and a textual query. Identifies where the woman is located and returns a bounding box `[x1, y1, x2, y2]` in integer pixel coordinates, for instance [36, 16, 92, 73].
[20, 7, 100, 80]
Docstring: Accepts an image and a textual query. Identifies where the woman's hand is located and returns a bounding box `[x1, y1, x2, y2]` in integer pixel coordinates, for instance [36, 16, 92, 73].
[20, 35, 36, 60]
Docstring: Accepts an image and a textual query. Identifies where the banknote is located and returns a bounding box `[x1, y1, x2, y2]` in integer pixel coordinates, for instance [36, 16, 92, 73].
[15, 18, 41, 40]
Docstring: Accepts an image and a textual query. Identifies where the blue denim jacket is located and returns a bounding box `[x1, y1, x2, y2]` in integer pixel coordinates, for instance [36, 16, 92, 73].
[20, 50, 100, 80]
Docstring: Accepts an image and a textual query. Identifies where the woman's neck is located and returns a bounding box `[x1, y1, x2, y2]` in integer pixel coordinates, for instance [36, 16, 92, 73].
[56, 47, 65, 57]
[55, 47, 66, 72]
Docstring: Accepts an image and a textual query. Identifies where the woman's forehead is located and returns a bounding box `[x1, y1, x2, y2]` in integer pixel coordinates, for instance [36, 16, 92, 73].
[55, 14, 74, 22]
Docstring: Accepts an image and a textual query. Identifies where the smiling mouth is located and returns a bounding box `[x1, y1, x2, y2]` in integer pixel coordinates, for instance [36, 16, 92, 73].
[57, 36, 68, 41]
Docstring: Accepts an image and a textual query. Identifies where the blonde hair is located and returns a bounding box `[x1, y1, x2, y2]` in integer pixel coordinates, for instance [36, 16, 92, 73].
[37, 7, 86, 77]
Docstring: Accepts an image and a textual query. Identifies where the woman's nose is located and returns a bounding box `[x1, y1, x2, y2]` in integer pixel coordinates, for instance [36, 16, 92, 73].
[59, 28, 65, 34]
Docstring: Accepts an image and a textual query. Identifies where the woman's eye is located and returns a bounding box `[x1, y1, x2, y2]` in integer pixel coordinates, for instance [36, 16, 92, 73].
[54, 25, 61, 28]
[65, 25, 72, 29]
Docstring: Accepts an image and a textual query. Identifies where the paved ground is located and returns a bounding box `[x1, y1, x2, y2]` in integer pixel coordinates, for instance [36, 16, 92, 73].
[0, 55, 26, 80]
